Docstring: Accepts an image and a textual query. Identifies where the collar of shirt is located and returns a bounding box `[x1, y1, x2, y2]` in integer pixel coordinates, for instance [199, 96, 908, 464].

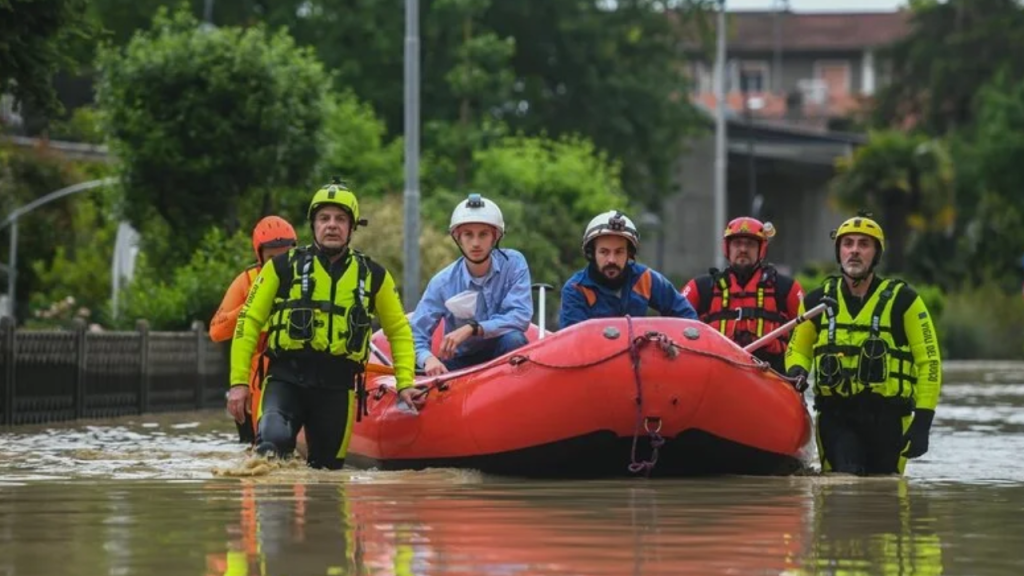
[457, 252, 502, 288]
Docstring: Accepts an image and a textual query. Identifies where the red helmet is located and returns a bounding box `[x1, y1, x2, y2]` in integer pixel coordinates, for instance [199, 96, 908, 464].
[251, 216, 297, 262]
[722, 217, 775, 262]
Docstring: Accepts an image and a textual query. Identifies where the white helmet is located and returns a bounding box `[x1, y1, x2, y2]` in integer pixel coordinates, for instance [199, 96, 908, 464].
[582, 210, 640, 255]
[450, 193, 505, 237]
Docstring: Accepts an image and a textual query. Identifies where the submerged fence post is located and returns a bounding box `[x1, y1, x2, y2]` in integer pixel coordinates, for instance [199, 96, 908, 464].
[72, 318, 87, 419]
[1, 316, 14, 425]
[193, 320, 205, 409]
[137, 319, 150, 414]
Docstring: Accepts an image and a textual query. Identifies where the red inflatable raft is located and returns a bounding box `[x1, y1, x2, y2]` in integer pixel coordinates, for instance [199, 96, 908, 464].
[350, 315, 812, 478]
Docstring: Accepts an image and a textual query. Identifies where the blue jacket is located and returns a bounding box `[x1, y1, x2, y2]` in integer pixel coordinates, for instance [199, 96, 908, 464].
[410, 249, 533, 367]
[559, 262, 697, 329]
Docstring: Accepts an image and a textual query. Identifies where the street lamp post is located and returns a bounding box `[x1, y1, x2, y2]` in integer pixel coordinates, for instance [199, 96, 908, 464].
[0, 178, 119, 320]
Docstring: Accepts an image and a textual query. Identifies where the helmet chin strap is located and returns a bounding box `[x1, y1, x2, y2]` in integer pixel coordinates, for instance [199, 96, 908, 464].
[463, 251, 490, 265]
[453, 232, 503, 266]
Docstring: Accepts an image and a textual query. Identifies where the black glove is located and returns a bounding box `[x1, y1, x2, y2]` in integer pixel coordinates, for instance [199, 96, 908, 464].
[904, 409, 935, 459]
[786, 366, 809, 393]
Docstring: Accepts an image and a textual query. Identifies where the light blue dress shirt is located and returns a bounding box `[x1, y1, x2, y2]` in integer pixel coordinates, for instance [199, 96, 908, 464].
[410, 249, 533, 367]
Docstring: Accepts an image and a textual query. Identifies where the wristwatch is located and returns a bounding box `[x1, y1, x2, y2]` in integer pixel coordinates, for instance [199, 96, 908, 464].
[469, 320, 481, 336]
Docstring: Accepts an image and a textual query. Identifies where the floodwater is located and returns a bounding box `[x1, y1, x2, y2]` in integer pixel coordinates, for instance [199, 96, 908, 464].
[1, 361, 1023, 575]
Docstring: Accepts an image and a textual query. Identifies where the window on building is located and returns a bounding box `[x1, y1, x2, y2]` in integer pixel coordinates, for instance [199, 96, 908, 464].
[814, 61, 851, 97]
[731, 61, 770, 94]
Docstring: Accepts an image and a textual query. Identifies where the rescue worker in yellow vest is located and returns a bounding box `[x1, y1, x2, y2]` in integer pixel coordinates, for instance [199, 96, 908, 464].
[785, 214, 942, 476]
[227, 180, 422, 469]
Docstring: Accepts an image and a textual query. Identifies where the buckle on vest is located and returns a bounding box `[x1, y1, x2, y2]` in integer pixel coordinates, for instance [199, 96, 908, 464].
[735, 308, 744, 321]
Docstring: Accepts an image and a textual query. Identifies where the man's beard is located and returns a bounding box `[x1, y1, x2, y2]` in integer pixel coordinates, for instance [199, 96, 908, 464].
[588, 261, 627, 289]
[729, 260, 761, 282]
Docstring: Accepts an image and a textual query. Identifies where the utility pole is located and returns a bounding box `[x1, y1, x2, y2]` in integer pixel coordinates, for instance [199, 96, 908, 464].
[402, 0, 422, 310]
[713, 0, 728, 269]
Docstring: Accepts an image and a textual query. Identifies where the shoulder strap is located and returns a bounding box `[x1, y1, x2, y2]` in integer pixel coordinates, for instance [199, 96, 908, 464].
[244, 262, 260, 283]
[823, 277, 838, 344]
[870, 279, 905, 338]
[769, 268, 795, 313]
[271, 247, 304, 300]
[351, 250, 385, 314]
[694, 275, 715, 315]
[298, 249, 316, 304]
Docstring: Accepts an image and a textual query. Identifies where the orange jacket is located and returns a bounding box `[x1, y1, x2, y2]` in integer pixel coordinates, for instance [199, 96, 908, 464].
[210, 265, 268, 390]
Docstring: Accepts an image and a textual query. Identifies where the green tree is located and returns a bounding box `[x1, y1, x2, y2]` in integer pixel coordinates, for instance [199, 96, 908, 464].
[467, 134, 631, 288]
[951, 73, 1024, 288]
[84, 0, 704, 210]
[0, 0, 94, 116]
[485, 0, 703, 207]
[95, 6, 330, 264]
[314, 91, 404, 200]
[27, 188, 119, 327]
[873, 0, 1024, 134]
[115, 226, 250, 330]
[425, 0, 515, 188]
[350, 194, 461, 295]
[0, 142, 110, 321]
[830, 130, 955, 274]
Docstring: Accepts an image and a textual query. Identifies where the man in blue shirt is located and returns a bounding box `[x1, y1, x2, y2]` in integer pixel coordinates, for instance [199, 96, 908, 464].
[559, 210, 698, 329]
[411, 194, 533, 376]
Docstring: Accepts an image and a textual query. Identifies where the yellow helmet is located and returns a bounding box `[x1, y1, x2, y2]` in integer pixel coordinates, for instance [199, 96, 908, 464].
[307, 179, 365, 228]
[831, 215, 885, 252]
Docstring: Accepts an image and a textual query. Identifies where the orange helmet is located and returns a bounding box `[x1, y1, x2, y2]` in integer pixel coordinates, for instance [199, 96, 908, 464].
[723, 217, 775, 262]
[251, 216, 297, 262]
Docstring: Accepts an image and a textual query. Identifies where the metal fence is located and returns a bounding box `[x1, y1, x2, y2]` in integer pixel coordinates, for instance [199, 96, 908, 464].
[0, 317, 227, 426]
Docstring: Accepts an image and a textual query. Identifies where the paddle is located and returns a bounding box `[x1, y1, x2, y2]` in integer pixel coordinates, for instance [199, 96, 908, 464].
[370, 341, 393, 367]
[531, 283, 555, 339]
[742, 296, 837, 354]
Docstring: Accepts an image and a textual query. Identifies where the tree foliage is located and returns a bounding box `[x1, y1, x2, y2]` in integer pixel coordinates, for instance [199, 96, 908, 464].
[314, 92, 404, 200]
[0, 0, 94, 116]
[949, 73, 1024, 289]
[114, 226, 250, 330]
[873, 0, 1024, 134]
[0, 142, 110, 320]
[95, 6, 330, 263]
[830, 130, 955, 274]
[467, 134, 631, 289]
[28, 194, 118, 327]
[484, 0, 702, 206]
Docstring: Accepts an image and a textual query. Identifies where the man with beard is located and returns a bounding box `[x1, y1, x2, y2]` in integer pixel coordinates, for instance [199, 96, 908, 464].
[411, 193, 533, 377]
[559, 211, 697, 328]
[228, 180, 421, 469]
[681, 217, 803, 373]
[786, 213, 942, 476]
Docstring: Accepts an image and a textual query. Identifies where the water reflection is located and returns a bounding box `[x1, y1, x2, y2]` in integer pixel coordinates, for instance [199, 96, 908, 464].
[4, 469, 1024, 574]
[6, 363, 1024, 575]
[200, 479, 814, 576]
[794, 478, 943, 576]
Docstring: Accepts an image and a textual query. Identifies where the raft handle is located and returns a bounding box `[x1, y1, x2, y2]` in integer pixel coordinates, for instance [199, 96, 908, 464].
[531, 283, 555, 339]
[644, 416, 662, 435]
